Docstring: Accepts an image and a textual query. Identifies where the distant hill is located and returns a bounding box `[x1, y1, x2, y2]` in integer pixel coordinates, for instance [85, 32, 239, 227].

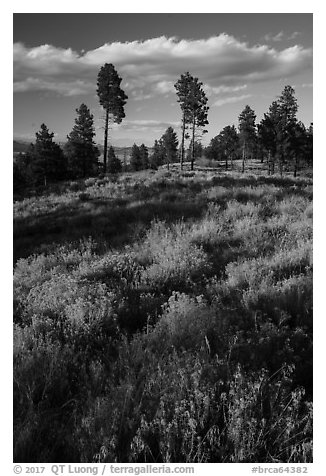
[98, 145, 154, 164]
[13, 140, 30, 154]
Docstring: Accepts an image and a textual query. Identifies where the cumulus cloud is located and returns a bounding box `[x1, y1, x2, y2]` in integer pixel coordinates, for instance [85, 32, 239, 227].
[13, 35, 312, 99]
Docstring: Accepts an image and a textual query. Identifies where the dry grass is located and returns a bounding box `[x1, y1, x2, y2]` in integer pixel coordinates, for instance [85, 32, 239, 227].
[13, 165, 313, 463]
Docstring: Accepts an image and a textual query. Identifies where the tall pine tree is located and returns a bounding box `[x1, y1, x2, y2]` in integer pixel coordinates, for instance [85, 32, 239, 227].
[277, 85, 299, 176]
[175, 72, 209, 170]
[238, 105, 257, 173]
[97, 63, 128, 173]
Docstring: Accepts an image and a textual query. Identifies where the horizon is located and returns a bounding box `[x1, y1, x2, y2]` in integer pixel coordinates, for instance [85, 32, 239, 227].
[13, 13, 313, 148]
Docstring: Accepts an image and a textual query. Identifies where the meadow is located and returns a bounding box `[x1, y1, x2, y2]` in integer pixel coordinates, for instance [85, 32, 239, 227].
[13, 162, 313, 463]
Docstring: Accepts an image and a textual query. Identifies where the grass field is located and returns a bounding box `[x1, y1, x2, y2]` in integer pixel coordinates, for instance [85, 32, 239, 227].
[13, 162, 313, 463]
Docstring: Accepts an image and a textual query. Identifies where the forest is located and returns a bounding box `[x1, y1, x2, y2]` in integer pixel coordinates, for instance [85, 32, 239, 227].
[13, 64, 313, 463]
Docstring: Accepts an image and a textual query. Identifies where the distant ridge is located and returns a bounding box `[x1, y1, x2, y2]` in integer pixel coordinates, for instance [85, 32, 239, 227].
[13, 140, 30, 153]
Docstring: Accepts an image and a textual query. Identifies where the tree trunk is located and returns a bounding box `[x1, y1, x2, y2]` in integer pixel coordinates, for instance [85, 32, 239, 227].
[268, 150, 271, 175]
[103, 110, 109, 173]
[279, 152, 283, 177]
[180, 114, 186, 170]
[242, 142, 246, 173]
[191, 114, 195, 171]
[294, 156, 298, 178]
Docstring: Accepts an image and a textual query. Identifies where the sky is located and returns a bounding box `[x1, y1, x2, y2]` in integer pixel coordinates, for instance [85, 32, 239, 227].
[13, 13, 313, 147]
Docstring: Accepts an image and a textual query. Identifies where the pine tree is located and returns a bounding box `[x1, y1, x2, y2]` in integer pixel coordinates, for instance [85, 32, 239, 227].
[130, 144, 142, 171]
[206, 125, 239, 169]
[65, 104, 99, 178]
[13, 155, 27, 192]
[258, 101, 280, 175]
[107, 146, 122, 174]
[161, 127, 179, 170]
[27, 124, 66, 186]
[258, 86, 300, 176]
[174, 73, 192, 169]
[205, 136, 221, 162]
[139, 144, 149, 170]
[278, 85, 298, 122]
[305, 123, 313, 167]
[218, 125, 239, 170]
[97, 63, 128, 173]
[149, 139, 165, 169]
[238, 105, 257, 173]
[288, 121, 306, 177]
[186, 140, 203, 162]
[175, 72, 209, 170]
[276, 85, 299, 176]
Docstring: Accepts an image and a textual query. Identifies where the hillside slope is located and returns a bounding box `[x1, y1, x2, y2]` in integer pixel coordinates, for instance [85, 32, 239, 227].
[13, 167, 313, 463]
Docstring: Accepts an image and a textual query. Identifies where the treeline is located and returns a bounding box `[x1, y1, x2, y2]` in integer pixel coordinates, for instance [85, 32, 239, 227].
[14, 104, 100, 190]
[13, 122, 181, 190]
[14, 63, 313, 192]
[206, 86, 313, 176]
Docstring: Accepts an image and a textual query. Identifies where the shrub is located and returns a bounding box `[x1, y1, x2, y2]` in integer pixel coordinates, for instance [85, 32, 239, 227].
[225, 365, 312, 463]
[153, 292, 216, 351]
[140, 221, 210, 291]
[78, 192, 90, 201]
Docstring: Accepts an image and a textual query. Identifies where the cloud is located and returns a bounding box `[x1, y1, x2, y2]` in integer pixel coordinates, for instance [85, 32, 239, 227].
[263, 31, 302, 43]
[130, 90, 154, 101]
[205, 84, 248, 96]
[289, 32, 301, 40]
[154, 81, 175, 95]
[14, 35, 312, 99]
[212, 94, 252, 107]
[119, 119, 180, 131]
[263, 31, 284, 42]
[301, 82, 313, 88]
[13, 77, 94, 96]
